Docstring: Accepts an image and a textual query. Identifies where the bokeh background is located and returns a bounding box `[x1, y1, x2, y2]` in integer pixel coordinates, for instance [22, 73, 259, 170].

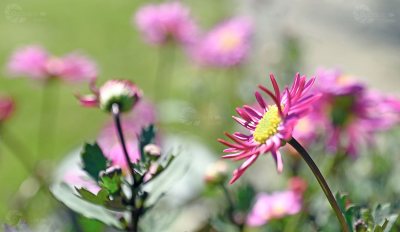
[1, 0, 400, 230]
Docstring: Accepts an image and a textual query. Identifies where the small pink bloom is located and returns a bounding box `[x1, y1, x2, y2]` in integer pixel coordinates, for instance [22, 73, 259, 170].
[134, 2, 199, 45]
[0, 96, 15, 122]
[191, 17, 253, 68]
[7, 45, 49, 79]
[219, 73, 319, 184]
[247, 189, 303, 227]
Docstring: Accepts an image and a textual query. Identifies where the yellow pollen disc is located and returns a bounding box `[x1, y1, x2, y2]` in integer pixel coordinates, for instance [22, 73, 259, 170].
[219, 31, 241, 52]
[253, 105, 282, 144]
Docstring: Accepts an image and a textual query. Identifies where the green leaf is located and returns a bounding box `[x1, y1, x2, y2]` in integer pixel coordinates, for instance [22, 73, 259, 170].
[139, 125, 156, 160]
[81, 143, 108, 181]
[235, 184, 256, 212]
[76, 188, 109, 205]
[50, 183, 122, 229]
[99, 167, 123, 195]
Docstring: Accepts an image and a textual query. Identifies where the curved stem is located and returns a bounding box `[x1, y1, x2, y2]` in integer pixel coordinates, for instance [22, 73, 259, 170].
[111, 103, 137, 232]
[288, 138, 350, 232]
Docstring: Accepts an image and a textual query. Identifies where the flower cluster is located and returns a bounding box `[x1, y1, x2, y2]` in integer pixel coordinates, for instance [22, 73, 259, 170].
[134, 2, 253, 68]
[7, 45, 97, 83]
[219, 73, 319, 183]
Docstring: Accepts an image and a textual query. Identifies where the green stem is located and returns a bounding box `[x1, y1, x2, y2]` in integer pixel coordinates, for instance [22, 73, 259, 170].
[220, 184, 244, 232]
[288, 138, 350, 232]
[37, 80, 60, 158]
[154, 44, 176, 100]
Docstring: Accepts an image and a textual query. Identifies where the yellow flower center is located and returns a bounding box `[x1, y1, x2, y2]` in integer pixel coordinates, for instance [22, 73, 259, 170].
[253, 105, 282, 144]
[219, 31, 241, 52]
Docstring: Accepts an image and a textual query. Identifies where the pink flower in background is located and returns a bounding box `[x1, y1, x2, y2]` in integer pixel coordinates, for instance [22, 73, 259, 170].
[246, 182, 304, 227]
[77, 79, 142, 113]
[58, 53, 98, 83]
[7, 45, 49, 79]
[219, 73, 319, 184]
[192, 17, 253, 68]
[7, 45, 98, 83]
[0, 96, 15, 122]
[310, 68, 400, 157]
[97, 100, 157, 172]
[135, 2, 199, 45]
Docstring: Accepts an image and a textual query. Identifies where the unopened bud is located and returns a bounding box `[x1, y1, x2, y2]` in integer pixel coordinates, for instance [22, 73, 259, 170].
[204, 161, 228, 185]
[144, 144, 161, 157]
[99, 80, 142, 113]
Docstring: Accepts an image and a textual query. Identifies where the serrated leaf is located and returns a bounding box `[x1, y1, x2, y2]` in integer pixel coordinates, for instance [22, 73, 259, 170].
[81, 143, 108, 181]
[76, 188, 109, 205]
[99, 174, 122, 195]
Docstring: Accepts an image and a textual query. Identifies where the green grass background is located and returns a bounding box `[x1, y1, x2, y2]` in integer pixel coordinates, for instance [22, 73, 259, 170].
[0, 0, 234, 222]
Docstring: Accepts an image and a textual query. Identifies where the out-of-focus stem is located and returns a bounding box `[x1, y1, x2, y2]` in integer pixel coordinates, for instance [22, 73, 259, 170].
[37, 80, 60, 158]
[288, 138, 350, 232]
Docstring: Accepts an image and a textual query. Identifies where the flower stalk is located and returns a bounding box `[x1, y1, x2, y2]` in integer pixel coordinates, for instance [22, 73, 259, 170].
[111, 103, 138, 232]
[288, 137, 350, 232]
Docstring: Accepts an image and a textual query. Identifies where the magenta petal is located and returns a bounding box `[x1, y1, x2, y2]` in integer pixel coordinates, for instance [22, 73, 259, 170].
[77, 94, 98, 107]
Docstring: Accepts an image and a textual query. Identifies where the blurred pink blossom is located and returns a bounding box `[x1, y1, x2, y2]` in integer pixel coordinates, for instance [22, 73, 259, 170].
[134, 2, 199, 45]
[58, 53, 98, 83]
[7, 45, 98, 83]
[7, 45, 49, 79]
[246, 187, 303, 227]
[191, 17, 253, 68]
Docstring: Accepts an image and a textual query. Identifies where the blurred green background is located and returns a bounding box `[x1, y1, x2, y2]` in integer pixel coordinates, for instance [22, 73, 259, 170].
[1, 0, 400, 229]
[0, 0, 236, 223]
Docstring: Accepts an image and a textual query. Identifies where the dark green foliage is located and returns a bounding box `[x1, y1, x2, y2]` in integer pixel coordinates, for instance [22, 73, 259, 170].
[139, 124, 156, 161]
[81, 143, 108, 181]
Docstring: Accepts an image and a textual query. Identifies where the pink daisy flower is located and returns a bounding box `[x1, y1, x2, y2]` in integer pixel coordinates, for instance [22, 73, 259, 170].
[192, 17, 253, 68]
[219, 73, 319, 184]
[311, 68, 400, 157]
[7, 45, 98, 83]
[134, 2, 199, 45]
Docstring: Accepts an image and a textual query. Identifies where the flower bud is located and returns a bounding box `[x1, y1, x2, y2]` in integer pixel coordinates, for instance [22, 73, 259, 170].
[99, 80, 142, 113]
[204, 161, 228, 185]
[0, 97, 15, 122]
[144, 144, 161, 157]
